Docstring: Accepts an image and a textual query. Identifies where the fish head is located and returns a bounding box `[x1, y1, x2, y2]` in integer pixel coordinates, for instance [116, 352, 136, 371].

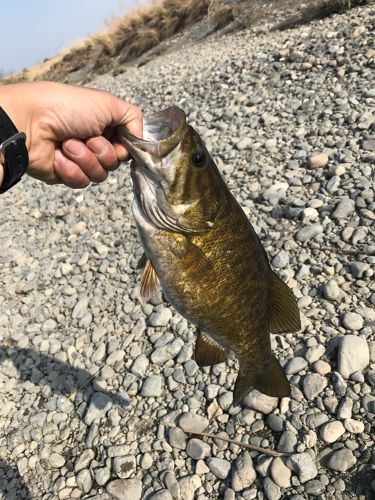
[118, 107, 224, 234]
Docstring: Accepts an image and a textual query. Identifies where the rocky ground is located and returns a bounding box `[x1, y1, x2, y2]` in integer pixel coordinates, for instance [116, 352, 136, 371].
[0, 2, 374, 500]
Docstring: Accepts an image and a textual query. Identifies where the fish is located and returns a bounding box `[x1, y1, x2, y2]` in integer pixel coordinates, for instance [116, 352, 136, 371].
[118, 107, 301, 404]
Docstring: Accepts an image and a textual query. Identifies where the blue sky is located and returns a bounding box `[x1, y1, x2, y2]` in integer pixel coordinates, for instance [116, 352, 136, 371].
[1, 0, 149, 74]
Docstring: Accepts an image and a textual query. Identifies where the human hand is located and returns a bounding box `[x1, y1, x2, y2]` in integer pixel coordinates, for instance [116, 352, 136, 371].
[0, 81, 142, 188]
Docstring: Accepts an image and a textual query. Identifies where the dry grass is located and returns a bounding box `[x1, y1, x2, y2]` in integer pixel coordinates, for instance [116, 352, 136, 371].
[207, 0, 235, 30]
[2, 0, 372, 84]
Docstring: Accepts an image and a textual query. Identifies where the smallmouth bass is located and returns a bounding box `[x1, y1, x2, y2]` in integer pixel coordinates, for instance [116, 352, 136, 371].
[119, 107, 301, 403]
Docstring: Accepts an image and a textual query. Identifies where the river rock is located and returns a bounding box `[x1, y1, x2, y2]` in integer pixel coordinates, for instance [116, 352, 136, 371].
[327, 448, 357, 472]
[338, 335, 369, 378]
[106, 479, 142, 500]
[243, 390, 278, 414]
[287, 453, 318, 483]
[231, 451, 256, 492]
[179, 412, 209, 433]
[84, 392, 113, 425]
[302, 373, 328, 400]
[341, 312, 364, 331]
[320, 421, 345, 443]
[308, 152, 329, 168]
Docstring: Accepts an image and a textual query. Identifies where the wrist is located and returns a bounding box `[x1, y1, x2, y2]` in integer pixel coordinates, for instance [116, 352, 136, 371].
[0, 162, 4, 187]
[0, 102, 29, 193]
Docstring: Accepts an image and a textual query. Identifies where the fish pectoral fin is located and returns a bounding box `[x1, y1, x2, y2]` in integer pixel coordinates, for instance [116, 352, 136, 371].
[136, 252, 148, 270]
[139, 259, 160, 304]
[186, 239, 214, 271]
[233, 355, 291, 404]
[194, 331, 228, 367]
[171, 237, 214, 273]
[269, 272, 301, 334]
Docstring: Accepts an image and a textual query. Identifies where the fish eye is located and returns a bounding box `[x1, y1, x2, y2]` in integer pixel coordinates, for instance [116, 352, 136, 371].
[191, 151, 205, 167]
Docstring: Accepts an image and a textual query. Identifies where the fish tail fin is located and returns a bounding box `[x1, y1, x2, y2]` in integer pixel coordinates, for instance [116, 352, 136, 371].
[233, 355, 291, 405]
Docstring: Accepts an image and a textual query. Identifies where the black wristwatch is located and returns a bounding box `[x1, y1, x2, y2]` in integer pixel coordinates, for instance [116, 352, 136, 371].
[0, 106, 29, 193]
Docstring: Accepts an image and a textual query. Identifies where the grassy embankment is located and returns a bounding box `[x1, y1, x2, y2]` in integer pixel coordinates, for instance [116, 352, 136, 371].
[2, 0, 369, 85]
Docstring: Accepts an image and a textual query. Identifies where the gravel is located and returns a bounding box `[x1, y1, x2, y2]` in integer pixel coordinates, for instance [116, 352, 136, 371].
[149, 306, 173, 327]
[277, 431, 298, 453]
[305, 344, 325, 364]
[0, 2, 374, 499]
[343, 418, 365, 434]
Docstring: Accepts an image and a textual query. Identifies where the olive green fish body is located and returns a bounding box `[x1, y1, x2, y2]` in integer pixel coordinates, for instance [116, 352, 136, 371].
[140, 193, 269, 348]
[120, 107, 301, 403]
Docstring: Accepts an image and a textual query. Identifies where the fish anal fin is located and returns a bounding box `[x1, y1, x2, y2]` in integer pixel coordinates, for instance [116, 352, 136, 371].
[269, 272, 301, 334]
[140, 259, 160, 304]
[233, 355, 291, 405]
[194, 331, 228, 367]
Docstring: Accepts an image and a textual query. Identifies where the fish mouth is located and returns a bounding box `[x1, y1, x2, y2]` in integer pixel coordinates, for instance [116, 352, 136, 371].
[118, 106, 188, 163]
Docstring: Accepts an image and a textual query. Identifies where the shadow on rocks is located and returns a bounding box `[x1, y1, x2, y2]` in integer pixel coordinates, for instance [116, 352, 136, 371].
[0, 344, 131, 409]
[345, 462, 374, 499]
[0, 458, 31, 500]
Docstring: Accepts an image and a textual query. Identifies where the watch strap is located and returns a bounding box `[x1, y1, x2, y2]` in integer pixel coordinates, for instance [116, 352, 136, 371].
[0, 107, 29, 193]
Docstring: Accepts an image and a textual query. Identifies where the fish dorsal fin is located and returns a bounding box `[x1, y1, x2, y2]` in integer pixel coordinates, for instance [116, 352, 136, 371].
[194, 331, 228, 367]
[140, 259, 160, 304]
[137, 252, 148, 270]
[233, 354, 291, 404]
[269, 272, 301, 334]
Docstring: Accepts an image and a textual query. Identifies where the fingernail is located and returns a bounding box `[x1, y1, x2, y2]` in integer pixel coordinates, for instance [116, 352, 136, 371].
[64, 139, 85, 156]
[87, 138, 107, 156]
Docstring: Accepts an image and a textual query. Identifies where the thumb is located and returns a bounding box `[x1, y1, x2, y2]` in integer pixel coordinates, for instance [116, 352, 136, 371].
[109, 95, 143, 139]
[103, 94, 143, 161]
